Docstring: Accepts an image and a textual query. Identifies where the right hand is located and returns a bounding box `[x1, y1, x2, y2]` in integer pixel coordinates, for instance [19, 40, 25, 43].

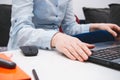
[51, 32, 95, 62]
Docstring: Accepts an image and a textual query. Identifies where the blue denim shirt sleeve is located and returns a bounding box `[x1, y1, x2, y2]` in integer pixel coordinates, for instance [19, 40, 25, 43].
[7, 0, 90, 50]
[61, 0, 90, 35]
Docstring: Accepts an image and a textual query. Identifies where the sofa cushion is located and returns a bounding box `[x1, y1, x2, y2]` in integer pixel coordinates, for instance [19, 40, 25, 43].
[109, 4, 120, 26]
[83, 7, 110, 23]
[0, 4, 11, 46]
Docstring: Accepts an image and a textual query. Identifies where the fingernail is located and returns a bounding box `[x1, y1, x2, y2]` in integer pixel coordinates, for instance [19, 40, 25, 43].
[89, 52, 92, 56]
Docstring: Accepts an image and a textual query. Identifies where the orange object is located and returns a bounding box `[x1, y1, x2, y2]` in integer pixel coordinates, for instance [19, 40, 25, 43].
[0, 54, 31, 80]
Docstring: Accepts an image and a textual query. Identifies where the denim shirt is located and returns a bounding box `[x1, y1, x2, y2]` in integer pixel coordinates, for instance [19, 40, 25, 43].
[7, 0, 90, 50]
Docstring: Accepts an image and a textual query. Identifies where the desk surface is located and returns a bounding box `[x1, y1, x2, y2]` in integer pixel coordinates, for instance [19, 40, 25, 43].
[3, 49, 120, 80]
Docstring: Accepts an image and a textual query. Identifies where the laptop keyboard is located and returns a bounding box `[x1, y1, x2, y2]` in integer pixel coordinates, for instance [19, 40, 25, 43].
[92, 46, 120, 60]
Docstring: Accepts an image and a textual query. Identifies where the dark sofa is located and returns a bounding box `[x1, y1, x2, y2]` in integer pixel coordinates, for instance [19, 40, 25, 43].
[0, 4, 11, 46]
[0, 4, 12, 51]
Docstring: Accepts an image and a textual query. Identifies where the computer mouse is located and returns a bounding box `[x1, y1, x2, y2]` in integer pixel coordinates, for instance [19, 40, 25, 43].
[20, 46, 38, 56]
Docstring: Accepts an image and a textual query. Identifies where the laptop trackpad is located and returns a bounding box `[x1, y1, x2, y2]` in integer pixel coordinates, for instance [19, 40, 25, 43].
[112, 59, 120, 64]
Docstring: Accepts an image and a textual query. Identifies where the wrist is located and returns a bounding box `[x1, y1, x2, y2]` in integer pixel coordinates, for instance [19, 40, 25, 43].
[51, 32, 62, 48]
[90, 23, 100, 32]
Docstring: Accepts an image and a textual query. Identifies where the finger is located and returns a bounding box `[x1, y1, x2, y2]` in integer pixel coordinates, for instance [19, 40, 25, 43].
[84, 43, 95, 49]
[74, 40, 93, 60]
[62, 48, 76, 60]
[113, 25, 120, 34]
[109, 24, 120, 37]
[73, 43, 88, 60]
[110, 24, 120, 31]
[77, 47, 89, 61]
[107, 28, 117, 37]
[79, 42, 93, 56]
[66, 46, 84, 62]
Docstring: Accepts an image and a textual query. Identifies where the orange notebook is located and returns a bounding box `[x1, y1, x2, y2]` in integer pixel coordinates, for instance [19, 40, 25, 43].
[0, 54, 31, 80]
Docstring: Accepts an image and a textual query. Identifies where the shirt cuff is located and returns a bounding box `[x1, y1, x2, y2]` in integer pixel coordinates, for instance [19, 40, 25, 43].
[81, 24, 91, 33]
[41, 30, 58, 50]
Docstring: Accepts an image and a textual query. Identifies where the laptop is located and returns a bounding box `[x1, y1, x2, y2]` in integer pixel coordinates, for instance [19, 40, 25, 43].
[88, 41, 120, 70]
[73, 30, 120, 70]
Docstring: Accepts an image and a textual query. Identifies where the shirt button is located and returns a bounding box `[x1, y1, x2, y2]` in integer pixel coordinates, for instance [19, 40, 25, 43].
[56, 5, 58, 7]
[56, 15, 58, 17]
[53, 26, 54, 28]
[15, 19, 17, 23]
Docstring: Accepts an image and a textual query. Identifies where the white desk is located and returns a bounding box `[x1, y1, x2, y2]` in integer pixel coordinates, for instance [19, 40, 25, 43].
[3, 49, 120, 80]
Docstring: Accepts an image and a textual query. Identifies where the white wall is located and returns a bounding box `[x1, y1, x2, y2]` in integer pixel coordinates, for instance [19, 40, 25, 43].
[0, 0, 12, 4]
[1, 0, 120, 19]
[73, 0, 120, 19]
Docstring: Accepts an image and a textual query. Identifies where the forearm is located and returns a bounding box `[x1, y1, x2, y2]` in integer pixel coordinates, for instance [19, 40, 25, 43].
[8, 27, 58, 50]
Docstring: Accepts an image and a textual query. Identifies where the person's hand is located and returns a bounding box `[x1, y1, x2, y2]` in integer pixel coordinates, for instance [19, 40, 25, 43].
[115, 33, 120, 41]
[51, 32, 95, 62]
[90, 23, 120, 38]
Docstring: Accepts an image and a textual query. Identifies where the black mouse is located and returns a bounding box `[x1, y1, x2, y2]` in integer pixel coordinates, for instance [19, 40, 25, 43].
[20, 46, 38, 56]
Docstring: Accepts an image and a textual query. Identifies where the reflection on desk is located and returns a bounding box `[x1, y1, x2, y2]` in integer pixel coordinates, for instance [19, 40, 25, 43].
[3, 49, 120, 80]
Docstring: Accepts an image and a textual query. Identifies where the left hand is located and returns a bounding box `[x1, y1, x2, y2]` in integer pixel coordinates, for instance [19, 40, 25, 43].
[90, 23, 120, 38]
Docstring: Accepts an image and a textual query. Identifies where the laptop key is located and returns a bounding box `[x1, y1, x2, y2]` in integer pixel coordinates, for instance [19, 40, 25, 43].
[91, 46, 120, 60]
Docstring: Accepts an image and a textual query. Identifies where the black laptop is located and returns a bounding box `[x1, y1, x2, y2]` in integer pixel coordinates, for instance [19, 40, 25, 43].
[88, 41, 120, 70]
